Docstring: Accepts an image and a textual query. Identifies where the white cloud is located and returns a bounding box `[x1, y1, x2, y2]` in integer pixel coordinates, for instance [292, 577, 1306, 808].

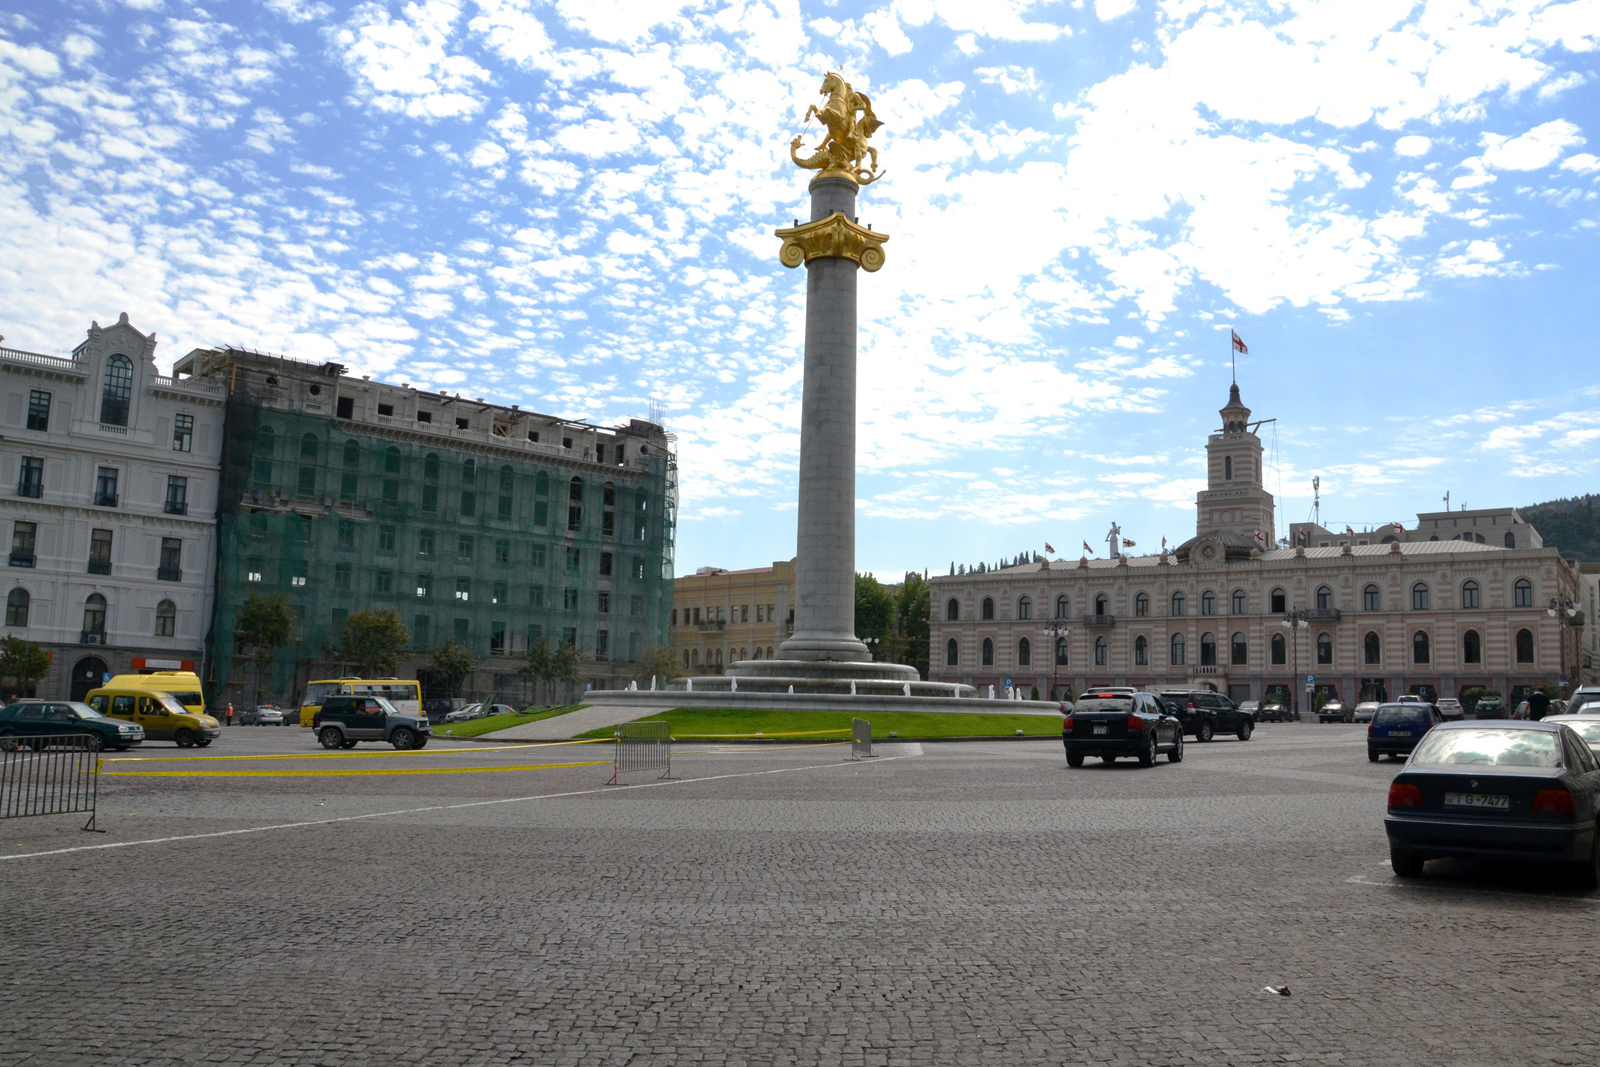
[1095, 0, 1138, 19]
[1560, 152, 1600, 173]
[335, 0, 491, 120]
[1395, 135, 1430, 157]
[1478, 119, 1585, 171]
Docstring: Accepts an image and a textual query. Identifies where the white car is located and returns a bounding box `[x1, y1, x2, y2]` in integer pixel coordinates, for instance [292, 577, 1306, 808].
[1352, 701, 1381, 723]
[1435, 698, 1464, 720]
[254, 706, 284, 726]
[442, 703, 480, 723]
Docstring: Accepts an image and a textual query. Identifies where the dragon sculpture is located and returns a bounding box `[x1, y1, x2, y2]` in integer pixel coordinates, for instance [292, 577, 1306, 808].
[790, 71, 884, 184]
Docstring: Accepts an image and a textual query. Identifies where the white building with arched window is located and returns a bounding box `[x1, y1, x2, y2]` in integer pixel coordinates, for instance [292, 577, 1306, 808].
[929, 382, 1585, 709]
[1, 315, 225, 699]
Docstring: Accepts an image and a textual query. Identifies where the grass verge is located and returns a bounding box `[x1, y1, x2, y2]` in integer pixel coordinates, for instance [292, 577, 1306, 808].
[434, 705, 583, 738]
[577, 708, 1060, 740]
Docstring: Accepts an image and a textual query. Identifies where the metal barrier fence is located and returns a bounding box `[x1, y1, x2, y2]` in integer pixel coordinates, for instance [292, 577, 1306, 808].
[851, 718, 873, 760]
[609, 721, 674, 785]
[0, 734, 101, 831]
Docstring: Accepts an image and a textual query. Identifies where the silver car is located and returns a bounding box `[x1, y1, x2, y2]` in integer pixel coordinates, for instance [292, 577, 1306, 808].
[1352, 701, 1381, 723]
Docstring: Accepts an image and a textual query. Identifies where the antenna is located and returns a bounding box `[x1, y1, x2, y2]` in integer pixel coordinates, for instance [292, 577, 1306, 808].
[1443, 490, 1450, 512]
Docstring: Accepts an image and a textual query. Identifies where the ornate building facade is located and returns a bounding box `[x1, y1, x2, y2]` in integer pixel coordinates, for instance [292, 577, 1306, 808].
[669, 559, 795, 674]
[928, 385, 1584, 710]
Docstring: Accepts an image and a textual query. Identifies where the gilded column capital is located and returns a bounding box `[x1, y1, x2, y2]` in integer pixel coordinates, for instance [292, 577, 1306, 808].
[775, 212, 889, 272]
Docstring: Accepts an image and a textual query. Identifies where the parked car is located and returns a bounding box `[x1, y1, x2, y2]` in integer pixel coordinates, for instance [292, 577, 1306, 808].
[1545, 714, 1600, 757]
[1568, 686, 1600, 716]
[442, 703, 481, 723]
[1353, 702, 1381, 723]
[1256, 701, 1289, 723]
[477, 704, 515, 719]
[254, 706, 284, 727]
[313, 695, 431, 750]
[1063, 691, 1183, 767]
[1158, 690, 1253, 742]
[1238, 700, 1260, 718]
[0, 700, 144, 752]
[1385, 720, 1600, 886]
[1318, 700, 1352, 723]
[1473, 697, 1507, 719]
[1368, 703, 1442, 761]
[424, 698, 456, 724]
[1435, 698, 1465, 721]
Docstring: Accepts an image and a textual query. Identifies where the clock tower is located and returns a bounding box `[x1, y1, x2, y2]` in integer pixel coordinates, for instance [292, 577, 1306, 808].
[1194, 383, 1275, 547]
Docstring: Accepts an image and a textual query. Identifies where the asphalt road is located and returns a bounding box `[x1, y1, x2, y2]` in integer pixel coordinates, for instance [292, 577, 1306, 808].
[2, 723, 1595, 1066]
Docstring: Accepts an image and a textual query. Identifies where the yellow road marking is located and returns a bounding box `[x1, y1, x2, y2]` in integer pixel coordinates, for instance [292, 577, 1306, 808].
[101, 738, 606, 764]
[101, 759, 611, 778]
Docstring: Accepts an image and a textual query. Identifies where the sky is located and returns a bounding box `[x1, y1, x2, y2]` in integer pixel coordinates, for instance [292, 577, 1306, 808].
[2, 0, 1598, 579]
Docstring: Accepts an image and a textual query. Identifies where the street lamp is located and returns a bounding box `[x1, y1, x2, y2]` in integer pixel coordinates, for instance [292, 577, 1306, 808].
[1043, 617, 1071, 704]
[1281, 609, 1310, 718]
[1547, 597, 1586, 693]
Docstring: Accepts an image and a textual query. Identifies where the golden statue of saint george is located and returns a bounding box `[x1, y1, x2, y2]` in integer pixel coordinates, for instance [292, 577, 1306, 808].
[790, 71, 884, 184]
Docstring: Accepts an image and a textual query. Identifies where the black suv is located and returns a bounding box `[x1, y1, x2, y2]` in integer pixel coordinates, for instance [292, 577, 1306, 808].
[1159, 690, 1254, 742]
[312, 695, 431, 750]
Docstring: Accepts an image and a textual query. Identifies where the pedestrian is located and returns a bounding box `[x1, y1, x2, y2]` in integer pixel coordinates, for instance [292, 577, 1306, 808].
[226, 702, 234, 727]
[1528, 690, 1551, 721]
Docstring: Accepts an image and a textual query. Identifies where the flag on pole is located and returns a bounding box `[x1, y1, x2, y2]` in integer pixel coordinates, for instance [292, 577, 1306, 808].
[1345, 525, 1354, 536]
[1231, 330, 1248, 354]
[1161, 536, 1168, 550]
[1082, 540, 1094, 556]
[1391, 521, 1403, 534]
[1253, 530, 1266, 546]
[1122, 538, 1136, 548]
[1044, 542, 1055, 554]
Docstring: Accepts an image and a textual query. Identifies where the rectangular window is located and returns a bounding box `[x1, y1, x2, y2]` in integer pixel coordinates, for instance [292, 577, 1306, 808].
[247, 559, 263, 582]
[89, 528, 113, 575]
[492, 580, 507, 605]
[156, 537, 182, 581]
[418, 530, 435, 557]
[455, 578, 471, 602]
[671, 608, 678, 626]
[172, 413, 194, 452]
[291, 575, 306, 587]
[416, 573, 432, 599]
[378, 525, 396, 553]
[566, 547, 580, 571]
[490, 622, 507, 655]
[564, 587, 579, 611]
[530, 585, 545, 608]
[337, 519, 355, 549]
[634, 558, 645, 581]
[599, 551, 613, 577]
[26, 390, 50, 432]
[416, 410, 433, 424]
[17, 456, 43, 498]
[528, 430, 540, 443]
[414, 615, 430, 646]
[332, 607, 348, 632]
[95, 467, 118, 507]
[497, 493, 512, 521]
[527, 622, 543, 645]
[531, 544, 547, 567]
[422, 483, 437, 511]
[12, 519, 39, 566]
[453, 617, 470, 642]
[630, 594, 644, 617]
[561, 626, 577, 647]
[335, 563, 352, 593]
[597, 590, 610, 614]
[458, 534, 474, 562]
[495, 539, 510, 564]
[377, 403, 394, 417]
[383, 479, 399, 505]
[164, 475, 188, 515]
[596, 444, 606, 464]
[375, 570, 393, 594]
[456, 417, 470, 431]
[460, 489, 476, 517]
[595, 629, 609, 661]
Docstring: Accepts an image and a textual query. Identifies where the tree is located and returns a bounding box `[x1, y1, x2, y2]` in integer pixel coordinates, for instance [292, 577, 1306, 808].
[632, 645, 679, 688]
[520, 640, 552, 706]
[428, 637, 478, 699]
[0, 635, 50, 697]
[235, 594, 297, 702]
[551, 640, 583, 703]
[854, 573, 896, 651]
[897, 571, 931, 678]
[339, 608, 410, 677]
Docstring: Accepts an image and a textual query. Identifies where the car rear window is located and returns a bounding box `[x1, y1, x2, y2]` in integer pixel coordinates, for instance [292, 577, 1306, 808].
[1411, 728, 1563, 768]
[1375, 706, 1430, 725]
[1075, 697, 1133, 713]
[1570, 695, 1600, 715]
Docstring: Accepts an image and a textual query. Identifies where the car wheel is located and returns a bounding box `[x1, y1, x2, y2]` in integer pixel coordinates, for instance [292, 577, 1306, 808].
[195, 738, 212, 748]
[174, 729, 196, 748]
[84, 734, 104, 752]
[1390, 847, 1425, 878]
[1066, 751, 1084, 768]
[391, 728, 416, 750]
[341, 740, 358, 749]
[1168, 733, 1183, 763]
[1197, 721, 1214, 743]
[1237, 720, 1253, 742]
[1576, 828, 1600, 892]
[1368, 749, 1379, 762]
[1137, 732, 1156, 767]
[0, 731, 16, 752]
[319, 728, 344, 750]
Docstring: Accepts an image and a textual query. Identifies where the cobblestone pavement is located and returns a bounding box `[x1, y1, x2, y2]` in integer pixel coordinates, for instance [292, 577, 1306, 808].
[3, 723, 1598, 1066]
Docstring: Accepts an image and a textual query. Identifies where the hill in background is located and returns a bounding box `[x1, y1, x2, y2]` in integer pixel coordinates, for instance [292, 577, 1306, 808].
[1522, 495, 1600, 561]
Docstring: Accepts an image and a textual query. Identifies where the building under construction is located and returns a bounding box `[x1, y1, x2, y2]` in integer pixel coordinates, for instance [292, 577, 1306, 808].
[172, 347, 677, 706]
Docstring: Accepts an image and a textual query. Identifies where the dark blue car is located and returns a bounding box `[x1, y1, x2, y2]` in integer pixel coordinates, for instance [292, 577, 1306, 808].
[1385, 720, 1600, 886]
[1368, 702, 1443, 761]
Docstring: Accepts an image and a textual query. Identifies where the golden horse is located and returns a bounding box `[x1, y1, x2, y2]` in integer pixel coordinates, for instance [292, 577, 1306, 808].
[790, 71, 884, 184]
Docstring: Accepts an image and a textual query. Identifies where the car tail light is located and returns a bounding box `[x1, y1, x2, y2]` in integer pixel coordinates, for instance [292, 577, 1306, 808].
[1388, 783, 1423, 808]
[1533, 788, 1576, 815]
[1367, 722, 1375, 737]
[1127, 715, 1144, 731]
[1062, 716, 1074, 731]
[1187, 701, 1195, 710]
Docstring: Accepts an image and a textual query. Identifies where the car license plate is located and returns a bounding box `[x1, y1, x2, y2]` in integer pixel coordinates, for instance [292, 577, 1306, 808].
[1093, 724, 1108, 735]
[1387, 730, 1411, 737]
[1444, 792, 1509, 810]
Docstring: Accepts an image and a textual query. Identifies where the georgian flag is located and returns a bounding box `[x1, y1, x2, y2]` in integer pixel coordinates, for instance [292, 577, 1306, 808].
[1345, 525, 1355, 535]
[1082, 540, 1094, 555]
[1122, 538, 1136, 548]
[1044, 542, 1055, 554]
[1392, 521, 1403, 533]
[1253, 530, 1266, 546]
[1231, 330, 1248, 354]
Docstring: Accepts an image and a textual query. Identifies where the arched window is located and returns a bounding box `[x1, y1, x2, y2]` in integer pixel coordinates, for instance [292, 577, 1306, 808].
[946, 638, 959, 666]
[1363, 585, 1380, 611]
[343, 439, 361, 469]
[5, 588, 29, 627]
[1504, 531, 1516, 548]
[1134, 592, 1149, 617]
[767, 646, 774, 659]
[534, 469, 550, 525]
[83, 593, 107, 638]
[421, 452, 440, 512]
[1094, 636, 1108, 666]
[1412, 583, 1429, 610]
[1514, 579, 1533, 608]
[99, 354, 133, 426]
[1017, 596, 1032, 620]
[1171, 591, 1186, 617]
[1199, 632, 1216, 666]
[499, 465, 514, 494]
[982, 637, 994, 666]
[1170, 633, 1186, 665]
[155, 599, 176, 637]
[1461, 580, 1480, 609]
[252, 426, 275, 483]
[340, 439, 361, 499]
[462, 458, 477, 485]
[753, 647, 763, 660]
[1224, 455, 1233, 480]
[1055, 637, 1069, 666]
[1271, 633, 1286, 665]
[1463, 630, 1482, 664]
[1055, 595, 1069, 619]
[946, 598, 960, 621]
[384, 446, 402, 474]
[297, 433, 319, 495]
[1515, 628, 1534, 663]
[691, 649, 699, 667]
[1232, 589, 1247, 614]
[1316, 586, 1332, 610]
[498, 465, 515, 520]
[981, 597, 994, 620]
[1201, 590, 1216, 616]
[682, 650, 690, 668]
[1134, 636, 1148, 666]
[1094, 593, 1108, 617]
[1018, 637, 1031, 666]
[1270, 588, 1286, 613]
[1364, 631, 1381, 665]
[1230, 632, 1247, 665]
[567, 476, 583, 530]
[1316, 632, 1333, 665]
[1413, 631, 1430, 664]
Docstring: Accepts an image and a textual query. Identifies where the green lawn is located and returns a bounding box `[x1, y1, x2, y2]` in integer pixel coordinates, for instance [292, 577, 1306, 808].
[434, 705, 583, 738]
[576, 708, 1062, 740]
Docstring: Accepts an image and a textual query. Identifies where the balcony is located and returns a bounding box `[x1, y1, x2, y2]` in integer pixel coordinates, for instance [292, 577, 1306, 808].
[16, 482, 41, 499]
[88, 559, 111, 576]
[1082, 614, 1117, 628]
[1305, 608, 1341, 622]
[164, 500, 188, 516]
[93, 492, 119, 508]
[80, 630, 107, 645]
[157, 566, 182, 582]
[697, 620, 726, 632]
[1192, 665, 1220, 675]
[8, 552, 35, 568]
